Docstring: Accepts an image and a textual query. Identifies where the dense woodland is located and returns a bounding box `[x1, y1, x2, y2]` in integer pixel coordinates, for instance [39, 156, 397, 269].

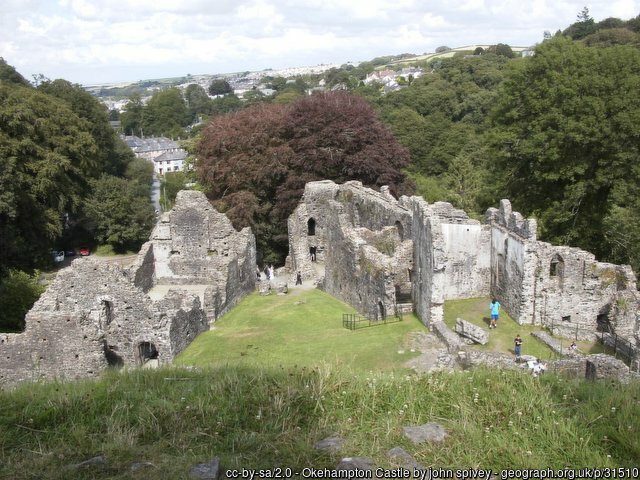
[1, 10, 639, 330]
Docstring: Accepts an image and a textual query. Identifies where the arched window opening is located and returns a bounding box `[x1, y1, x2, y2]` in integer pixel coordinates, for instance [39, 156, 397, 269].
[137, 341, 159, 365]
[307, 218, 316, 236]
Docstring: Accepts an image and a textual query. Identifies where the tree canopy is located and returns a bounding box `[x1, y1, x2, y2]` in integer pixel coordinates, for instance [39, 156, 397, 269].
[196, 91, 412, 262]
[489, 36, 640, 271]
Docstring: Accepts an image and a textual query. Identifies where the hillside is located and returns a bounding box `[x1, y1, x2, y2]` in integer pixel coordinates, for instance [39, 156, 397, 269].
[1, 289, 638, 478]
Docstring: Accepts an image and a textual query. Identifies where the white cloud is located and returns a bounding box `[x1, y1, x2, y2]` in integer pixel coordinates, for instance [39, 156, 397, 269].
[1, 0, 639, 84]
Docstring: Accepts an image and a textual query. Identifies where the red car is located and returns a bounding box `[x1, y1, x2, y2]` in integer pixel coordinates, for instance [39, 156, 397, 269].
[79, 247, 90, 256]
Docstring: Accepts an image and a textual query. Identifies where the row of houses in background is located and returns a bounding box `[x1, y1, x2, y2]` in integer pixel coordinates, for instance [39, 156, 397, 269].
[123, 135, 188, 176]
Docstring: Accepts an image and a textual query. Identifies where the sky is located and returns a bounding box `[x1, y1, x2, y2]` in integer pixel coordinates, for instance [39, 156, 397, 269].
[1, 0, 638, 85]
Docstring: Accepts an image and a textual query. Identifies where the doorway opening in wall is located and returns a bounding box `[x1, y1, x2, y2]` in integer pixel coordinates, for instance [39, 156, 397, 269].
[309, 246, 317, 262]
[377, 301, 386, 320]
[395, 284, 412, 303]
[137, 341, 158, 365]
[307, 218, 316, 236]
[597, 313, 612, 333]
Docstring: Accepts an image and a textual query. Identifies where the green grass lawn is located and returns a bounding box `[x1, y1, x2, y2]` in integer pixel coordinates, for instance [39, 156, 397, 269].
[443, 297, 608, 360]
[444, 297, 557, 360]
[177, 289, 426, 372]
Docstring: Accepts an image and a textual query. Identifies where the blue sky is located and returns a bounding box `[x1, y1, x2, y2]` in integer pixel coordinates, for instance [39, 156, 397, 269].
[1, 0, 638, 85]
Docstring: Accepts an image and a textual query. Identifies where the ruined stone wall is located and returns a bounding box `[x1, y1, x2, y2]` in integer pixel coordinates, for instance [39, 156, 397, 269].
[410, 198, 491, 326]
[285, 181, 339, 282]
[486, 200, 639, 343]
[150, 190, 256, 320]
[288, 181, 413, 319]
[411, 198, 443, 325]
[1, 190, 254, 388]
[0, 259, 208, 388]
[131, 241, 155, 293]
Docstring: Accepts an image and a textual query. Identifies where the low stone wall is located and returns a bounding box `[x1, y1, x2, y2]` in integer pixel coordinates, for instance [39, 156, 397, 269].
[431, 321, 467, 353]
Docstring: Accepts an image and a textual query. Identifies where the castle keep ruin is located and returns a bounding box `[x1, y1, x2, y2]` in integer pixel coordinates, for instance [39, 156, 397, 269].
[1, 182, 638, 387]
[286, 181, 639, 347]
[0, 191, 256, 387]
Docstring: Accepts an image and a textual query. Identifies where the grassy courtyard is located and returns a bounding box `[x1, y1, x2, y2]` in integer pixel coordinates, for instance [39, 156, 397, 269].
[443, 297, 607, 360]
[177, 289, 426, 372]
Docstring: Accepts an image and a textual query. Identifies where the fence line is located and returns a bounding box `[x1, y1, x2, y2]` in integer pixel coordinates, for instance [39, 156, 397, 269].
[343, 304, 403, 330]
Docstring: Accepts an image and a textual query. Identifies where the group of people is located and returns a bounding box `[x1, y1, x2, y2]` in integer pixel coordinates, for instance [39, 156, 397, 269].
[257, 264, 276, 281]
[256, 264, 304, 286]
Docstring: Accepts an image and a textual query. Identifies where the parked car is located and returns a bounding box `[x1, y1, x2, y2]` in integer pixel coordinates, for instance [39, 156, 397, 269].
[79, 247, 90, 256]
[51, 251, 65, 263]
[65, 249, 76, 257]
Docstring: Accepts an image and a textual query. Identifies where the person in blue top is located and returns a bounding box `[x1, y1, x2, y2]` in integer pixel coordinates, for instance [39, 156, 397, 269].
[490, 298, 501, 328]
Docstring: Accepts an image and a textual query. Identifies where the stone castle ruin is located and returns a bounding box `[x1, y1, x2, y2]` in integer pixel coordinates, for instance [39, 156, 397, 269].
[0, 191, 255, 387]
[1, 182, 638, 387]
[286, 180, 639, 348]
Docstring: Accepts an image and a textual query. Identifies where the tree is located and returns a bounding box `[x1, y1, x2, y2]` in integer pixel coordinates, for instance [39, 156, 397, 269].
[141, 88, 190, 138]
[120, 93, 144, 136]
[208, 79, 233, 96]
[38, 79, 133, 176]
[493, 43, 515, 58]
[489, 37, 640, 270]
[196, 92, 412, 262]
[563, 7, 597, 39]
[0, 57, 30, 86]
[0, 270, 44, 332]
[0, 83, 99, 271]
[185, 84, 213, 120]
[84, 175, 155, 252]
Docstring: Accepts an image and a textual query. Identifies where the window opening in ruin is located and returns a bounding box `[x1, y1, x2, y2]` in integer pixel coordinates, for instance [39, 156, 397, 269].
[562, 315, 571, 322]
[596, 313, 612, 333]
[137, 341, 159, 365]
[549, 254, 564, 277]
[503, 238, 508, 256]
[309, 246, 317, 262]
[100, 300, 113, 327]
[395, 221, 404, 242]
[307, 218, 316, 236]
[104, 343, 123, 367]
[377, 301, 386, 320]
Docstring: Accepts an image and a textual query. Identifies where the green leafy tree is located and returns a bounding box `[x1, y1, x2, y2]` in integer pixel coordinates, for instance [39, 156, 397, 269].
[0, 57, 30, 86]
[185, 84, 213, 120]
[120, 93, 144, 136]
[38, 79, 133, 176]
[210, 94, 242, 116]
[583, 28, 640, 47]
[563, 6, 597, 39]
[0, 270, 45, 332]
[141, 88, 190, 138]
[84, 175, 155, 252]
[489, 36, 640, 270]
[208, 79, 233, 96]
[0, 83, 98, 271]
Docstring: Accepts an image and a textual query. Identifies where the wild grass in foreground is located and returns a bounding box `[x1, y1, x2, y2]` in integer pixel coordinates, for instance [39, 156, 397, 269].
[0, 366, 638, 479]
